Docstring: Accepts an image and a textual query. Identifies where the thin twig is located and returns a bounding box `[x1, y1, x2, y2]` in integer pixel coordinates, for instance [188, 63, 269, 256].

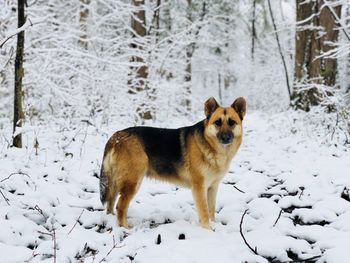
[53, 227, 57, 263]
[0, 18, 33, 48]
[68, 209, 84, 235]
[251, 0, 257, 60]
[81, 119, 94, 126]
[239, 209, 258, 255]
[34, 205, 48, 221]
[234, 185, 246, 194]
[267, 0, 292, 100]
[37, 230, 52, 237]
[323, 0, 350, 42]
[1, 46, 14, 71]
[298, 187, 304, 199]
[281, 254, 322, 263]
[39, 220, 58, 262]
[24, 240, 39, 263]
[80, 123, 89, 157]
[98, 235, 125, 263]
[1, 171, 30, 183]
[273, 209, 283, 227]
[223, 181, 246, 193]
[0, 189, 10, 205]
[331, 113, 339, 141]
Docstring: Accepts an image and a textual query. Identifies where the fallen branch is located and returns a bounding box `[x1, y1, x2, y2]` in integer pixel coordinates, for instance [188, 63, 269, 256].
[239, 209, 258, 255]
[239, 209, 321, 262]
[68, 209, 84, 235]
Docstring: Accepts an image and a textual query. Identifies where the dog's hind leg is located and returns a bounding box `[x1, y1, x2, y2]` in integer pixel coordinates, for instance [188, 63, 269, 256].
[114, 135, 148, 228]
[106, 179, 118, 215]
[116, 179, 142, 228]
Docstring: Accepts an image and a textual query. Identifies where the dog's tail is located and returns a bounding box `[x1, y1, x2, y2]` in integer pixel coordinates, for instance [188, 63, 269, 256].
[99, 151, 109, 205]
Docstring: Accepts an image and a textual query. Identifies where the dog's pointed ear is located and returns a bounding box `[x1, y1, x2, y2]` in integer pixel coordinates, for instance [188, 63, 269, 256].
[231, 97, 246, 120]
[204, 97, 219, 119]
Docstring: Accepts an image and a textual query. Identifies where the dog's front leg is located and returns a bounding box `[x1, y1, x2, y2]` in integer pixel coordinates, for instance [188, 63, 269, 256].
[191, 178, 210, 229]
[207, 183, 219, 221]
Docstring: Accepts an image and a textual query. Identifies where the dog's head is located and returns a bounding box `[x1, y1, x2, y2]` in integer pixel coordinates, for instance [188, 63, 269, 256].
[204, 97, 246, 145]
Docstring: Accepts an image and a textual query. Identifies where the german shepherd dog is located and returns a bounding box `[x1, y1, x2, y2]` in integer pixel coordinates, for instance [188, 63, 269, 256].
[100, 97, 246, 229]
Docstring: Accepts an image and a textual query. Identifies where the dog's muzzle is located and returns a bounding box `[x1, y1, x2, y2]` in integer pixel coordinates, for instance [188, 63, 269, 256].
[218, 132, 233, 144]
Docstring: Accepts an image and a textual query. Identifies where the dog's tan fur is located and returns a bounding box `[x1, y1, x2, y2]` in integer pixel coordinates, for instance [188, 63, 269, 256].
[100, 97, 246, 229]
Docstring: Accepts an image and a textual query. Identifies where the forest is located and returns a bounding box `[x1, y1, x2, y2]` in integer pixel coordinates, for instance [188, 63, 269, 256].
[0, 0, 350, 262]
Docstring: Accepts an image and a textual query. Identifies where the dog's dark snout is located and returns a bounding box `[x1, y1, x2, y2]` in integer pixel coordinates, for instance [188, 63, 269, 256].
[219, 133, 233, 144]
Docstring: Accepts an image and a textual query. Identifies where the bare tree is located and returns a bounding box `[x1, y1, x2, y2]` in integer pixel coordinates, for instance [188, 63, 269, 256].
[184, 0, 194, 111]
[292, 0, 342, 111]
[13, 0, 26, 148]
[184, 1, 206, 111]
[129, 0, 152, 120]
[251, 0, 257, 60]
[78, 0, 90, 49]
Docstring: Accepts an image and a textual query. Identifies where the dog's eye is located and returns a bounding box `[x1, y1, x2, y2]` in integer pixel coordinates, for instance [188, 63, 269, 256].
[214, 119, 222, 126]
[228, 118, 235, 126]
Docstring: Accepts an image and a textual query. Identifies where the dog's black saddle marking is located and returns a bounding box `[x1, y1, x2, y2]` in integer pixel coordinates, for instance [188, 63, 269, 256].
[125, 121, 204, 177]
[125, 126, 183, 175]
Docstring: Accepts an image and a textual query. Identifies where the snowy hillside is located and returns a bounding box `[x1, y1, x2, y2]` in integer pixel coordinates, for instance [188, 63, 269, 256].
[1, 110, 349, 263]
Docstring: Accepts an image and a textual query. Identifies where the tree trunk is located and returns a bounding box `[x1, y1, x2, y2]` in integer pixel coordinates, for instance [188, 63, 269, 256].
[184, 0, 193, 111]
[183, 1, 206, 111]
[129, 0, 152, 120]
[78, 0, 90, 49]
[318, 1, 341, 86]
[292, 0, 342, 111]
[152, 0, 161, 41]
[251, 0, 257, 60]
[160, 0, 174, 80]
[13, 0, 25, 148]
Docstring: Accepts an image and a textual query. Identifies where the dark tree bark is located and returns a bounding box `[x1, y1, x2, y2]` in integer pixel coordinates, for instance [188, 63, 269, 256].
[13, 0, 26, 148]
[129, 0, 152, 120]
[292, 0, 342, 111]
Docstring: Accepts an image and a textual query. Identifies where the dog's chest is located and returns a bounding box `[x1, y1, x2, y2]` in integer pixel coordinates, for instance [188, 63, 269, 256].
[202, 152, 231, 183]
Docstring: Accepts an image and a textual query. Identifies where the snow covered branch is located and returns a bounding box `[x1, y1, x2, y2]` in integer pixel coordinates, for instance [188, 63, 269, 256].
[0, 18, 33, 48]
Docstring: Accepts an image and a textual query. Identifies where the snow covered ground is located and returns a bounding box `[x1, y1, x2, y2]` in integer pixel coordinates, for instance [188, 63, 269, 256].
[0, 110, 349, 263]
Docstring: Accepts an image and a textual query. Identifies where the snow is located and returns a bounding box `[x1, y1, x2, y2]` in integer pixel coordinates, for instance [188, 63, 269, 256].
[0, 110, 350, 262]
